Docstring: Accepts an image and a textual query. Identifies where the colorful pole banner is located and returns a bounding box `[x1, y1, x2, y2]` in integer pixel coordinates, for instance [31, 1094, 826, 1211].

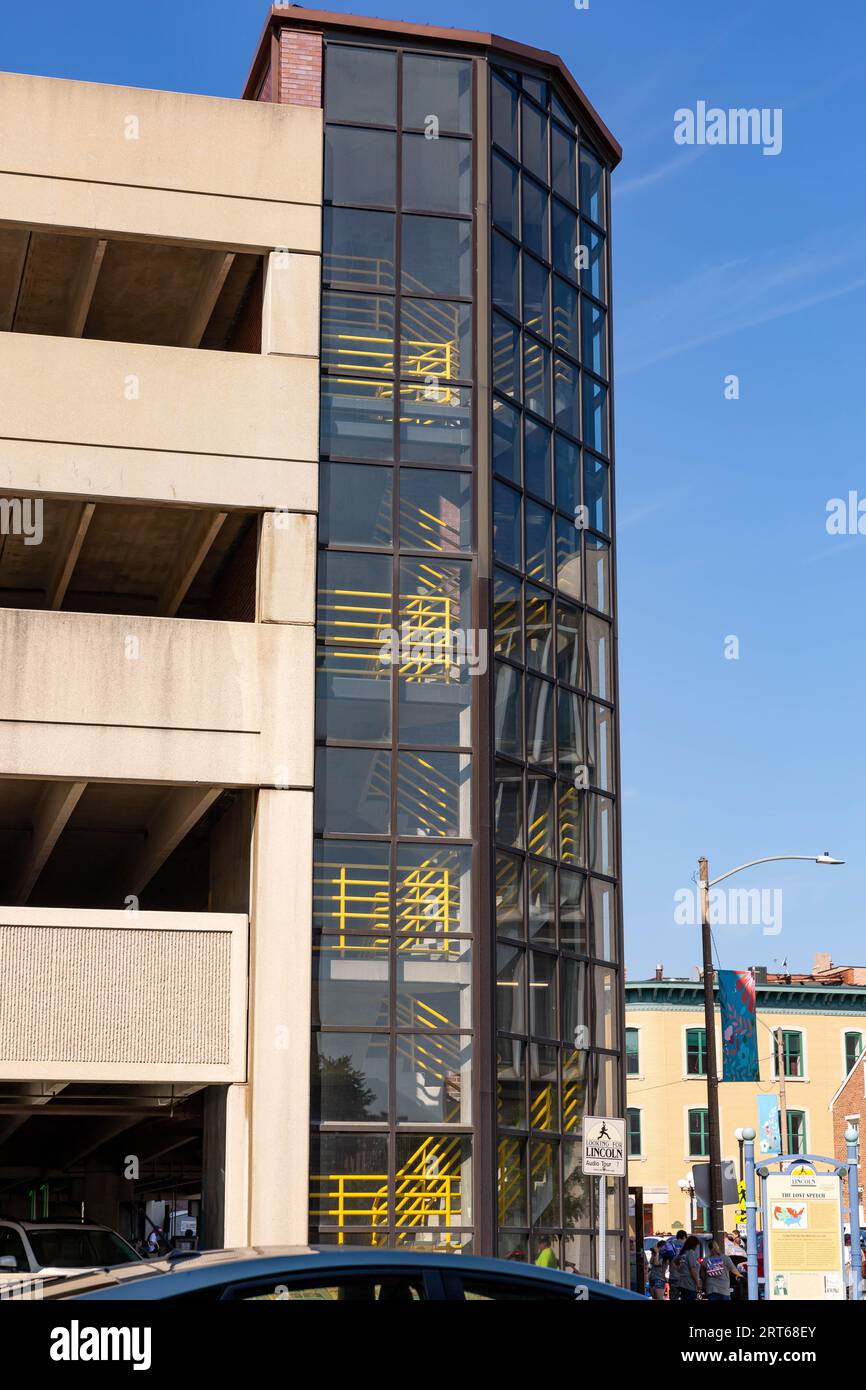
[757, 1092, 781, 1155]
[718, 969, 759, 1081]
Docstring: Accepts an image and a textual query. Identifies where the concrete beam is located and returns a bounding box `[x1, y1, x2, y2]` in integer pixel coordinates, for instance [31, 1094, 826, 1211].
[67, 237, 107, 338]
[180, 250, 235, 349]
[114, 785, 222, 900]
[157, 508, 227, 618]
[12, 781, 87, 905]
[0, 1082, 67, 1146]
[46, 501, 96, 611]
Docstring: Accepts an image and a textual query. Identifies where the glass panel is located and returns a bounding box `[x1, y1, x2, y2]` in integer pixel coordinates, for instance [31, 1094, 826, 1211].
[395, 1133, 472, 1234]
[551, 92, 573, 128]
[492, 314, 521, 398]
[319, 462, 393, 547]
[403, 135, 472, 214]
[589, 794, 616, 876]
[326, 127, 397, 207]
[396, 751, 471, 837]
[495, 759, 524, 848]
[399, 468, 471, 552]
[521, 102, 549, 182]
[396, 936, 472, 1030]
[554, 356, 579, 438]
[525, 584, 554, 674]
[495, 660, 523, 758]
[560, 869, 588, 953]
[528, 860, 556, 946]
[526, 774, 555, 858]
[581, 299, 607, 377]
[584, 453, 610, 533]
[491, 74, 519, 156]
[494, 481, 522, 568]
[585, 535, 611, 614]
[558, 780, 585, 867]
[496, 851, 525, 939]
[525, 675, 554, 766]
[583, 375, 608, 456]
[313, 1032, 389, 1121]
[316, 550, 391, 644]
[322, 291, 395, 376]
[530, 953, 558, 1039]
[552, 125, 576, 202]
[401, 215, 472, 298]
[586, 615, 612, 700]
[563, 1048, 589, 1132]
[523, 256, 550, 340]
[313, 935, 390, 1027]
[552, 199, 578, 279]
[492, 151, 520, 237]
[563, 1142, 591, 1229]
[323, 207, 396, 290]
[525, 500, 553, 586]
[497, 943, 526, 1033]
[594, 969, 618, 1050]
[530, 1043, 558, 1130]
[579, 147, 605, 225]
[316, 646, 391, 743]
[493, 567, 522, 660]
[313, 840, 390, 936]
[396, 1035, 471, 1123]
[325, 44, 397, 125]
[498, 1037, 527, 1127]
[523, 337, 550, 419]
[591, 878, 616, 961]
[530, 1139, 559, 1226]
[562, 957, 588, 1055]
[399, 384, 471, 466]
[498, 1137, 527, 1226]
[396, 842, 473, 938]
[524, 417, 552, 500]
[579, 221, 605, 300]
[492, 232, 519, 317]
[310, 1132, 389, 1229]
[314, 748, 391, 835]
[557, 687, 584, 772]
[493, 396, 521, 484]
[556, 515, 582, 599]
[594, 1053, 619, 1115]
[587, 701, 615, 791]
[556, 600, 582, 688]
[400, 299, 471, 383]
[402, 54, 472, 133]
[522, 176, 550, 261]
[553, 276, 578, 358]
[555, 435, 581, 518]
[321, 377, 394, 461]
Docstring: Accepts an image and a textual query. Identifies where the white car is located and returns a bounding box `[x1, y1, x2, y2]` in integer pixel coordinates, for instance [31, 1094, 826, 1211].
[0, 1219, 144, 1285]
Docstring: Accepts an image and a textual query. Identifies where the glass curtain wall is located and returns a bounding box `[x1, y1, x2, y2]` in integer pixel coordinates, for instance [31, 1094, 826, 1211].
[311, 39, 477, 1251]
[489, 65, 624, 1279]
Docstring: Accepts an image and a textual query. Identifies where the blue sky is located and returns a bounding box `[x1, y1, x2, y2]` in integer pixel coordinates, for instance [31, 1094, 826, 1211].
[4, 1, 864, 979]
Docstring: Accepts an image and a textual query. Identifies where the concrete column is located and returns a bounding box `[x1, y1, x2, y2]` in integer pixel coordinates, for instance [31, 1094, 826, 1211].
[248, 787, 313, 1243]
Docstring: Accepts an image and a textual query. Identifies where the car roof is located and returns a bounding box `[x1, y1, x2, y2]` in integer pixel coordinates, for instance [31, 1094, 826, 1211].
[23, 1247, 646, 1300]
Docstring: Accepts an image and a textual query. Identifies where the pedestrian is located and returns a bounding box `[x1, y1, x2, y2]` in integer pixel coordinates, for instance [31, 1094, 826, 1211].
[665, 1231, 690, 1301]
[648, 1240, 668, 1300]
[672, 1235, 702, 1302]
[535, 1235, 558, 1269]
[702, 1241, 742, 1302]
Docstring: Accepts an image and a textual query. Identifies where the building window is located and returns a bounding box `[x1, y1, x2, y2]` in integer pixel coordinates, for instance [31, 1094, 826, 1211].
[845, 1031, 863, 1076]
[775, 1030, 803, 1078]
[692, 1206, 710, 1234]
[625, 1027, 639, 1076]
[626, 1108, 641, 1157]
[685, 1027, 706, 1076]
[688, 1108, 709, 1158]
[786, 1111, 807, 1155]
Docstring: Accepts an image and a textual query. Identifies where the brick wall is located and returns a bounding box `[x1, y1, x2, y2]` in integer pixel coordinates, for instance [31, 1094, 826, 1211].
[208, 519, 259, 623]
[278, 28, 323, 108]
[831, 1056, 865, 1162]
[225, 263, 263, 355]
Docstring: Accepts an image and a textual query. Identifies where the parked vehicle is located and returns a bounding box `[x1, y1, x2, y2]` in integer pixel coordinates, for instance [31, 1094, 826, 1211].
[0, 1219, 144, 1284]
[3, 1246, 648, 1301]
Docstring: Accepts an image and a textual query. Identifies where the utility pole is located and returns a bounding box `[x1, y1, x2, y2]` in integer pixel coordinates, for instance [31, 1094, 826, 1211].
[698, 857, 725, 1243]
[775, 1027, 789, 1152]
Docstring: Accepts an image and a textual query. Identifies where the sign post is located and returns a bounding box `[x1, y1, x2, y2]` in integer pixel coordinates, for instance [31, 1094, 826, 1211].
[743, 1127, 759, 1301]
[582, 1115, 626, 1285]
[845, 1124, 862, 1301]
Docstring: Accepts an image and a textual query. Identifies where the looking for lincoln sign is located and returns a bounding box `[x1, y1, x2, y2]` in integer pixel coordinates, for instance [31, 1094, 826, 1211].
[582, 1116, 626, 1176]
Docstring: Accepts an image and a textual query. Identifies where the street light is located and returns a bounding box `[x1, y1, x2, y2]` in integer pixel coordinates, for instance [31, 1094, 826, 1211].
[678, 1176, 696, 1230]
[697, 851, 844, 1244]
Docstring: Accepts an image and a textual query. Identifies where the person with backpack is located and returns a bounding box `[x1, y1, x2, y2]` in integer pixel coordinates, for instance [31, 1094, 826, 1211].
[671, 1234, 702, 1302]
[662, 1230, 688, 1301]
